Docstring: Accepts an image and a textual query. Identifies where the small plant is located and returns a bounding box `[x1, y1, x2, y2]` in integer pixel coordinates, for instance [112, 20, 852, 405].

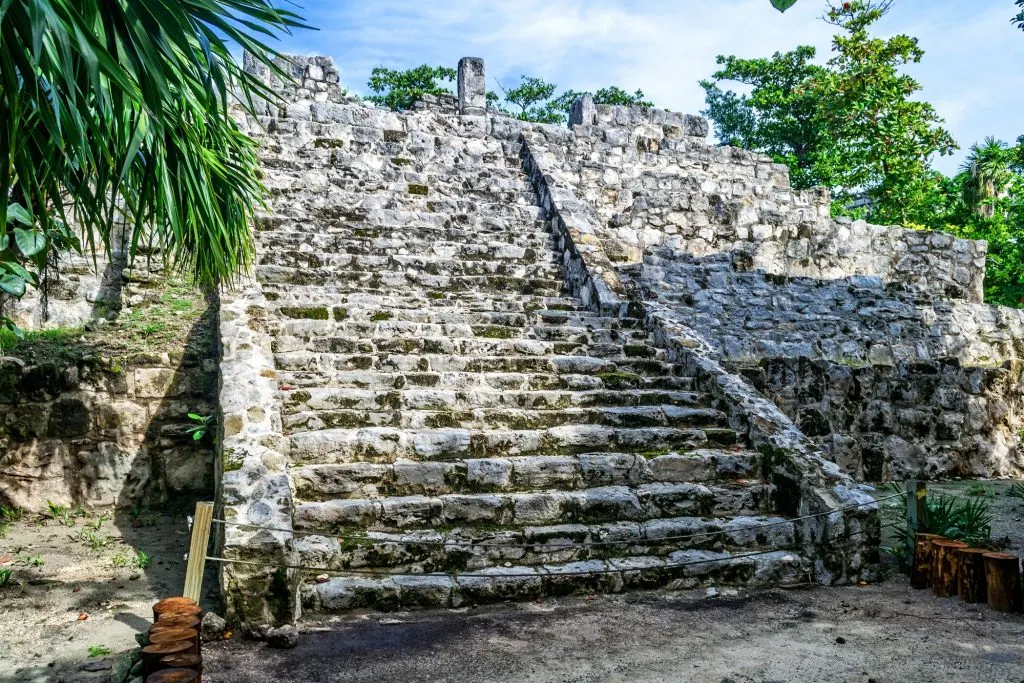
[75, 529, 110, 551]
[88, 513, 107, 532]
[0, 505, 24, 522]
[1010, 481, 1024, 501]
[966, 483, 994, 498]
[20, 554, 44, 567]
[186, 412, 215, 441]
[0, 568, 13, 587]
[87, 645, 111, 658]
[111, 550, 151, 569]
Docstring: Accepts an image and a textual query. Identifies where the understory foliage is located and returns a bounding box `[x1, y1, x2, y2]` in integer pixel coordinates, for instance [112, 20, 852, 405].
[367, 68, 653, 125]
[0, 1, 307, 332]
[704, 0, 1024, 306]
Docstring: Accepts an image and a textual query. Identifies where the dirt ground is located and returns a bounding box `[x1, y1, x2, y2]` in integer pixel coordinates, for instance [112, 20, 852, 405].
[0, 480, 1021, 683]
[0, 507, 207, 683]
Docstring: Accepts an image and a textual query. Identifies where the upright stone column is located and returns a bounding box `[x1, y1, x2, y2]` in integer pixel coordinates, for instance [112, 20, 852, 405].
[569, 94, 596, 128]
[458, 57, 486, 115]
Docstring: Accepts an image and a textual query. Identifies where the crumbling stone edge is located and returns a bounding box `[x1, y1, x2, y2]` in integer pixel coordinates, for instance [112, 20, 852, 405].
[520, 119, 879, 584]
[216, 276, 299, 634]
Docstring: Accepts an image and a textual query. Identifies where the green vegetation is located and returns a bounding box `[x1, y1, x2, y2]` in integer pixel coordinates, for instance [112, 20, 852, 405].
[704, 0, 1024, 307]
[0, 1, 309, 335]
[87, 645, 111, 659]
[1010, 481, 1024, 501]
[111, 549, 151, 569]
[0, 568, 13, 588]
[186, 413, 216, 442]
[366, 64, 458, 111]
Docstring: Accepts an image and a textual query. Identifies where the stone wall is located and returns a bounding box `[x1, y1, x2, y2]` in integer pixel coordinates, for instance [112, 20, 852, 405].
[563, 98, 987, 302]
[632, 247, 1024, 480]
[0, 350, 217, 511]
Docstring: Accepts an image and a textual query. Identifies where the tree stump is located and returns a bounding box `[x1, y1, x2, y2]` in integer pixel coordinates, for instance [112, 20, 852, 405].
[149, 629, 199, 655]
[159, 653, 202, 682]
[150, 616, 200, 634]
[153, 597, 200, 622]
[984, 552, 1023, 613]
[911, 533, 944, 589]
[931, 539, 968, 597]
[142, 642, 193, 678]
[146, 668, 198, 683]
[956, 547, 989, 603]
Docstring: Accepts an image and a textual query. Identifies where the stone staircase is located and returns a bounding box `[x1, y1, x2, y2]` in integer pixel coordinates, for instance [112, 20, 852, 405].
[243, 100, 810, 612]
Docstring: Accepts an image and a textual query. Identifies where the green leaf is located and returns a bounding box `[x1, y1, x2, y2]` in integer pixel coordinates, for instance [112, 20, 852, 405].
[6, 204, 31, 226]
[13, 228, 45, 257]
[0, 274, 26, 298]
[187, 413, 203, 421]
[771, 0, 799, 11]
[192, 431, 203, 441]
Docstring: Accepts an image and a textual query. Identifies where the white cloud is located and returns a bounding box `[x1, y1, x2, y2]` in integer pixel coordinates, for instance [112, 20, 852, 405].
[281, 0, 1023, 173]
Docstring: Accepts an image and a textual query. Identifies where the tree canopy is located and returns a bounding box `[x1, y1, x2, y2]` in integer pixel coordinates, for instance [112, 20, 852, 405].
[366, 64, 457, 111]
[702, 1, 956, 224]
[0, 0, 307, 331]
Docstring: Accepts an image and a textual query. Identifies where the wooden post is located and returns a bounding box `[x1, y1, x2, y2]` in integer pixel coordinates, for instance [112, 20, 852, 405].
[146, 669, 199, 683]
[931, 539, 968, 597]
[910, 533, 943, 589]
[149, 629, 199, 655]
[183, 502, 214, 602]
[957, 548, 989, 603]
[159, 653, 202, 681]
[150, 616, 200, 634]
[984, 552, 1023, 613]
[906, 480, 926, 534]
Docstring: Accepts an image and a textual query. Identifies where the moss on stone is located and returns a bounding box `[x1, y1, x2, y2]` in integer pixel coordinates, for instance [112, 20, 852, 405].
[474, 326, 515, 339]
[597, 371, 644, 390]
[280, 306, 330, 320]
[333, 307, 349, 321]
[408, 184, 429, 196]
[371, 311, 393, 322]
[623, 344, 655, 358]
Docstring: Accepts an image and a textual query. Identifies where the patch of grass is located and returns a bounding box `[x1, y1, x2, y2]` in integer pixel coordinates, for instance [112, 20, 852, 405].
[71, 527, 110, 551]
[111, 549, 151, 569]
[87, 645, 111, 659]
[20, 554, 44, 567]
[0, 568, 13, 588]
[966, 482, 994, 498]
[0, 505, 24, 522]
[370, 311, 393, 322]
[1010, 482, 1024, 501]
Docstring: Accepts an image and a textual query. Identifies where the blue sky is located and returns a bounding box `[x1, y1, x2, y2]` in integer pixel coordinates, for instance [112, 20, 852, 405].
[270, 0, 1023, 174]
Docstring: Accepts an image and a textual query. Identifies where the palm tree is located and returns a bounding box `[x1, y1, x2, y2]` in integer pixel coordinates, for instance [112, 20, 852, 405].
[960, 137, 1014, 218]
[0, 1, 307, 327]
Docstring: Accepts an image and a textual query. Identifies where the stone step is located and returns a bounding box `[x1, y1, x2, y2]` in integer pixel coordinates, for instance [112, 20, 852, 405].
[262, 288, 588, 313]
[257, 216, 553, 244]
[257, 251, 563, 277]
[301, 549, 808, 612]
[258, 234, 559, 261]
[265, 176, 538, 206]
[291, 513, 793, 578]
[275, 371, 697, 393]
[282, 404, 727, 432]
[281, 387, 706, 414]
[273, 318, 648, 344]
[293, 481, 772, 533]
[290, 450, 758, 500]
[271, 334, 662, 362]
[286, 425, 740, 462]
[257, 267, 565, 295]
[273, 352, 683, 377]
[265, 195, 546, 223]
[259, 150, 532, 184]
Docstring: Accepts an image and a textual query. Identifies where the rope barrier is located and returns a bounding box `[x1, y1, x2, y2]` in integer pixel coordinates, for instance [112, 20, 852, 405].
[204, 525, 885, 580]
[209, 492, 902, 550]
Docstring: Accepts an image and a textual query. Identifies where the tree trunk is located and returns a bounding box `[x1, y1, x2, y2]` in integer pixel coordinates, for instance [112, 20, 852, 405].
[957, 548, 989, 603]
[984, 552, 1023, 613]
[911, 533, 944, 589]
[142, 642, 193, 678]
[145, 669, 199, 683]
[149, 629, 199, 655]
[931, 539, 967, 597]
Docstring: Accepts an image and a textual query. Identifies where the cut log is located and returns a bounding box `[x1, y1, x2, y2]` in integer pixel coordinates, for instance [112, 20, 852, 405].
[153, 597, 200, 622]
[150, 616, 200, 634]
[149, 628, 199, 655]
[956, 547, 989, 603]
[984, 552, 1023, 613]
[142, 641, 193, 678]
[911, 533, 944, 589]
[146, 668, 198, 683]
[159, 653, 202, 680]
[931, 539, 968, 597]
